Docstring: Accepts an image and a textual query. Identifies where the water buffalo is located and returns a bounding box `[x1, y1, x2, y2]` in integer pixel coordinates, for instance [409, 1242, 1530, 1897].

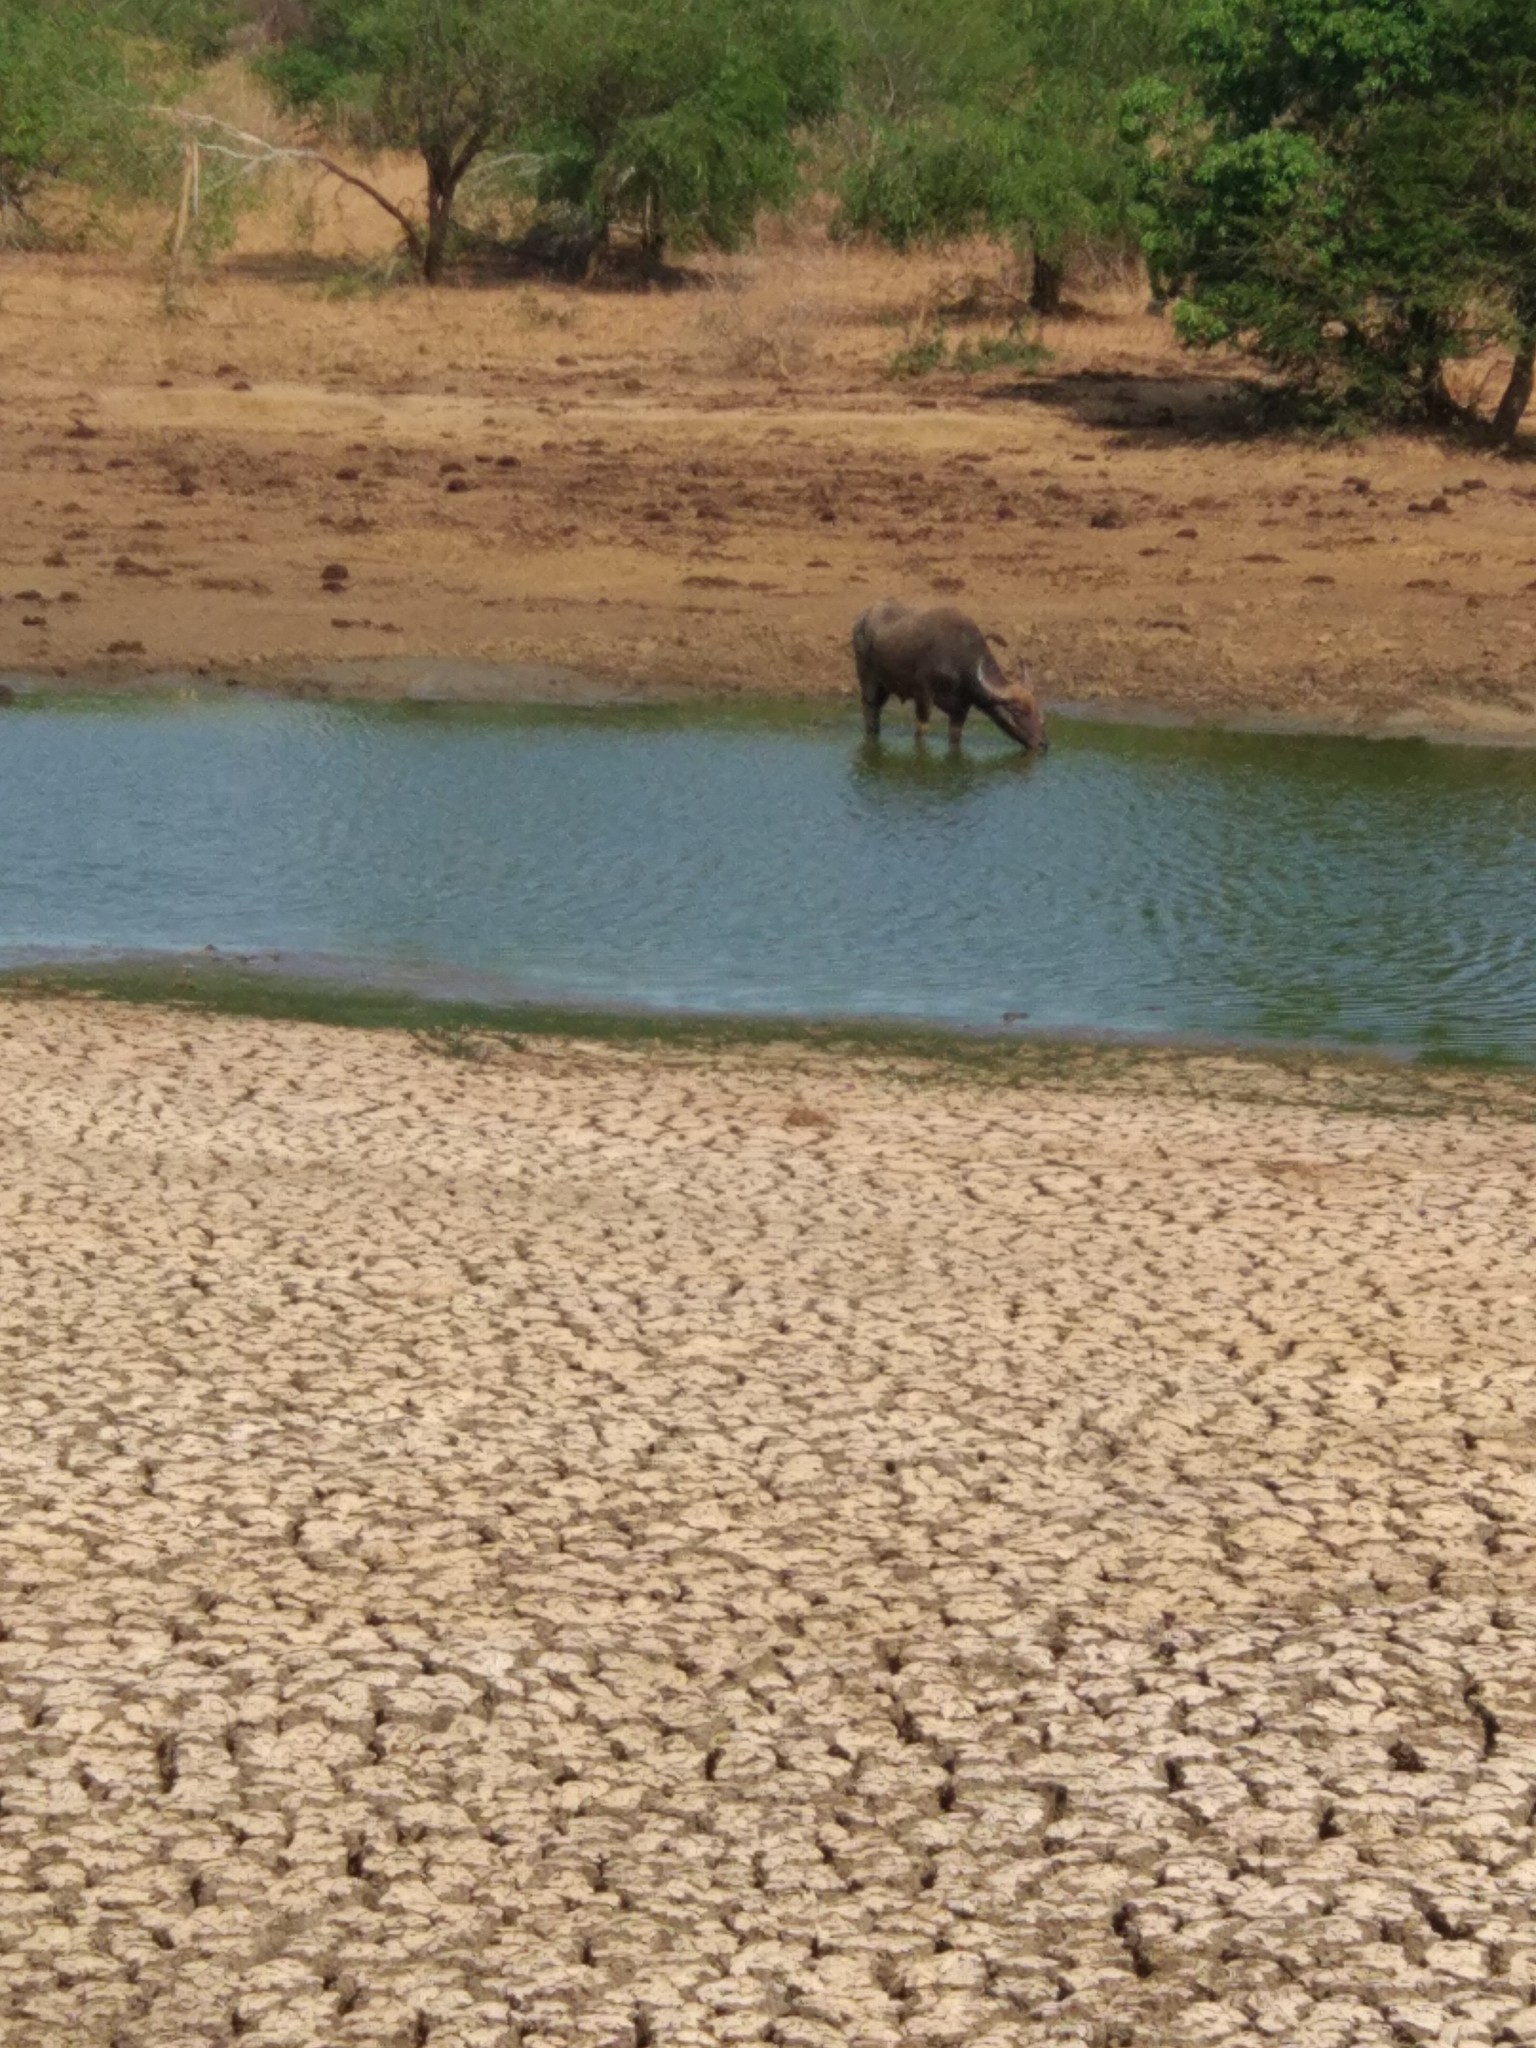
[852, 600, 1047, 751]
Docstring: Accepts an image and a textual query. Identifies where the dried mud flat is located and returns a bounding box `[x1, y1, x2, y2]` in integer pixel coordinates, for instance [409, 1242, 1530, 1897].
[2, 997, 1536, 2048]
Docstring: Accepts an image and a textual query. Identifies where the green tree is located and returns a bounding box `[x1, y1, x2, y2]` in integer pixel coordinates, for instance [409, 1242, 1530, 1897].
[531, 0, 842, 266]
[0, 0, 193, 236]
[263, 0, 840, 282]
[834, 0, 1190, 309]
[119, 0, 243, 63]
[1131, 0, 1536, 441]
[261, 0, 551, 281]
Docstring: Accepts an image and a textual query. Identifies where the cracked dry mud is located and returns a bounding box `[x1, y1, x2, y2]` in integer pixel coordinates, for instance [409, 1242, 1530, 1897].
[2, 1000, 1535, 2048]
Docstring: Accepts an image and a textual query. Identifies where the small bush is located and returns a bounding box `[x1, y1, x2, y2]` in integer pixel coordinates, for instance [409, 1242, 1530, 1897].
[889, 316, 1048, 378]
[888, 322, 948, 376]
[951, 326, 1049, 374]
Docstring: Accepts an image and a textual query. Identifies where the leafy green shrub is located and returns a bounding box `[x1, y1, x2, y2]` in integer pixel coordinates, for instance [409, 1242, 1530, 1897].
[0, 1, 187, 237]
[261, 0, 551, 281]
[833, 0, 1192, 302]
[531, 0, 842, 264]
[888, 316, 1049, 377]
[1130, 0, 1536, 442]
[263, 0, 842, 281]
[888, 322, 948, 376]
[951, 325, 1049, 374]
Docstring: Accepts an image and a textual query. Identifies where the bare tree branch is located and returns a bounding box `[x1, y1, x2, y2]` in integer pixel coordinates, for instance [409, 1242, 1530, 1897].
[153, 108, 427, 270]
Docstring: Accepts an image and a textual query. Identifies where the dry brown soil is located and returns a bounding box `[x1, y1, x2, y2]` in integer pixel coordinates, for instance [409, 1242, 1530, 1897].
[4, 223, 1536, 736]
[3, 996, 1536, 2047]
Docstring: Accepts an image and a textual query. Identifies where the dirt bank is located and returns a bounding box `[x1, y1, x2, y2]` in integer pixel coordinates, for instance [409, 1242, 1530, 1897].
[1, 993, 1534, 2046]
[3, 243, 1536, 739]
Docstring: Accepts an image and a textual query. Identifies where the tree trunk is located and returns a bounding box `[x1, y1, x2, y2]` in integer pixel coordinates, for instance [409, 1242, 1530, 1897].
[422, 166, 457, 284]
[1029, 252, 1064, 317]
[1422, 365, 1467, 429]
[1490, 337, 1536, 446]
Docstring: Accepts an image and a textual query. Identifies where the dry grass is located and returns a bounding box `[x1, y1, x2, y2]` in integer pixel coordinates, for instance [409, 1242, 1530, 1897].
[687, 228, 1039, 381]
[690, 249, 845, 379]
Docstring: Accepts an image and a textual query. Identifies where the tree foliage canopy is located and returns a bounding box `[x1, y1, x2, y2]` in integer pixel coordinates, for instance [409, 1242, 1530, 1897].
[261, 0, 551, 277]
[1131, 0, 1536, 438]
[263, 0, 841, 277]
[533, 0, 842, 259]
[0, 0, 198, 230]
[833, 0, 1191, 300]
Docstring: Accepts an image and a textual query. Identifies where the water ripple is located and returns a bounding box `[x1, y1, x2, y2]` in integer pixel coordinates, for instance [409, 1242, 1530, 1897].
[2, 696, 1535, 1060]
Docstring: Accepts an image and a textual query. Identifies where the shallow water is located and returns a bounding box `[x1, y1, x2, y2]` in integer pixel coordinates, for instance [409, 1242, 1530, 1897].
[2, 693, 1535, 1059]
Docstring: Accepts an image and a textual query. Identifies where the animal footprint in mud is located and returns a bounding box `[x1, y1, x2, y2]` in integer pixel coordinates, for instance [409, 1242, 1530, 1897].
[320, 562, 349, 591]
[106, 639, 145, 654]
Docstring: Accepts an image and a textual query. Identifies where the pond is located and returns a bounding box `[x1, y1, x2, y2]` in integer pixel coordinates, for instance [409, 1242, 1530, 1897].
[1, 692, 1534, 1061]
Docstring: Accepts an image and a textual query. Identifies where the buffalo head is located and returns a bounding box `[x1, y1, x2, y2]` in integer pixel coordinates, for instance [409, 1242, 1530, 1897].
[989, 663, 1048, 752]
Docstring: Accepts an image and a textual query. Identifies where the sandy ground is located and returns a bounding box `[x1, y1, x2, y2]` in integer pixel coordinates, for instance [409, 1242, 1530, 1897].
[4, 215, 1536, 737]
[2, 995, 1536, 2047]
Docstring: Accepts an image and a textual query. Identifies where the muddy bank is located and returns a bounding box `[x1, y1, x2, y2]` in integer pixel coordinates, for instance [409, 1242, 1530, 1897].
[8, 657, 1536, 748]
[3, 252, 1536, 740]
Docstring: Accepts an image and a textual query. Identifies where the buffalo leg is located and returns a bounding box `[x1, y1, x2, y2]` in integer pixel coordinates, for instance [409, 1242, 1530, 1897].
[854, 645, 886, 738]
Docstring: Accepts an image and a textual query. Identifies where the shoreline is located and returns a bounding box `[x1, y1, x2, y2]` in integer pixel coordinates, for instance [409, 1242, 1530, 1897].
[7, 958, 1536, 1099]
[7, 658, 1536, 749]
